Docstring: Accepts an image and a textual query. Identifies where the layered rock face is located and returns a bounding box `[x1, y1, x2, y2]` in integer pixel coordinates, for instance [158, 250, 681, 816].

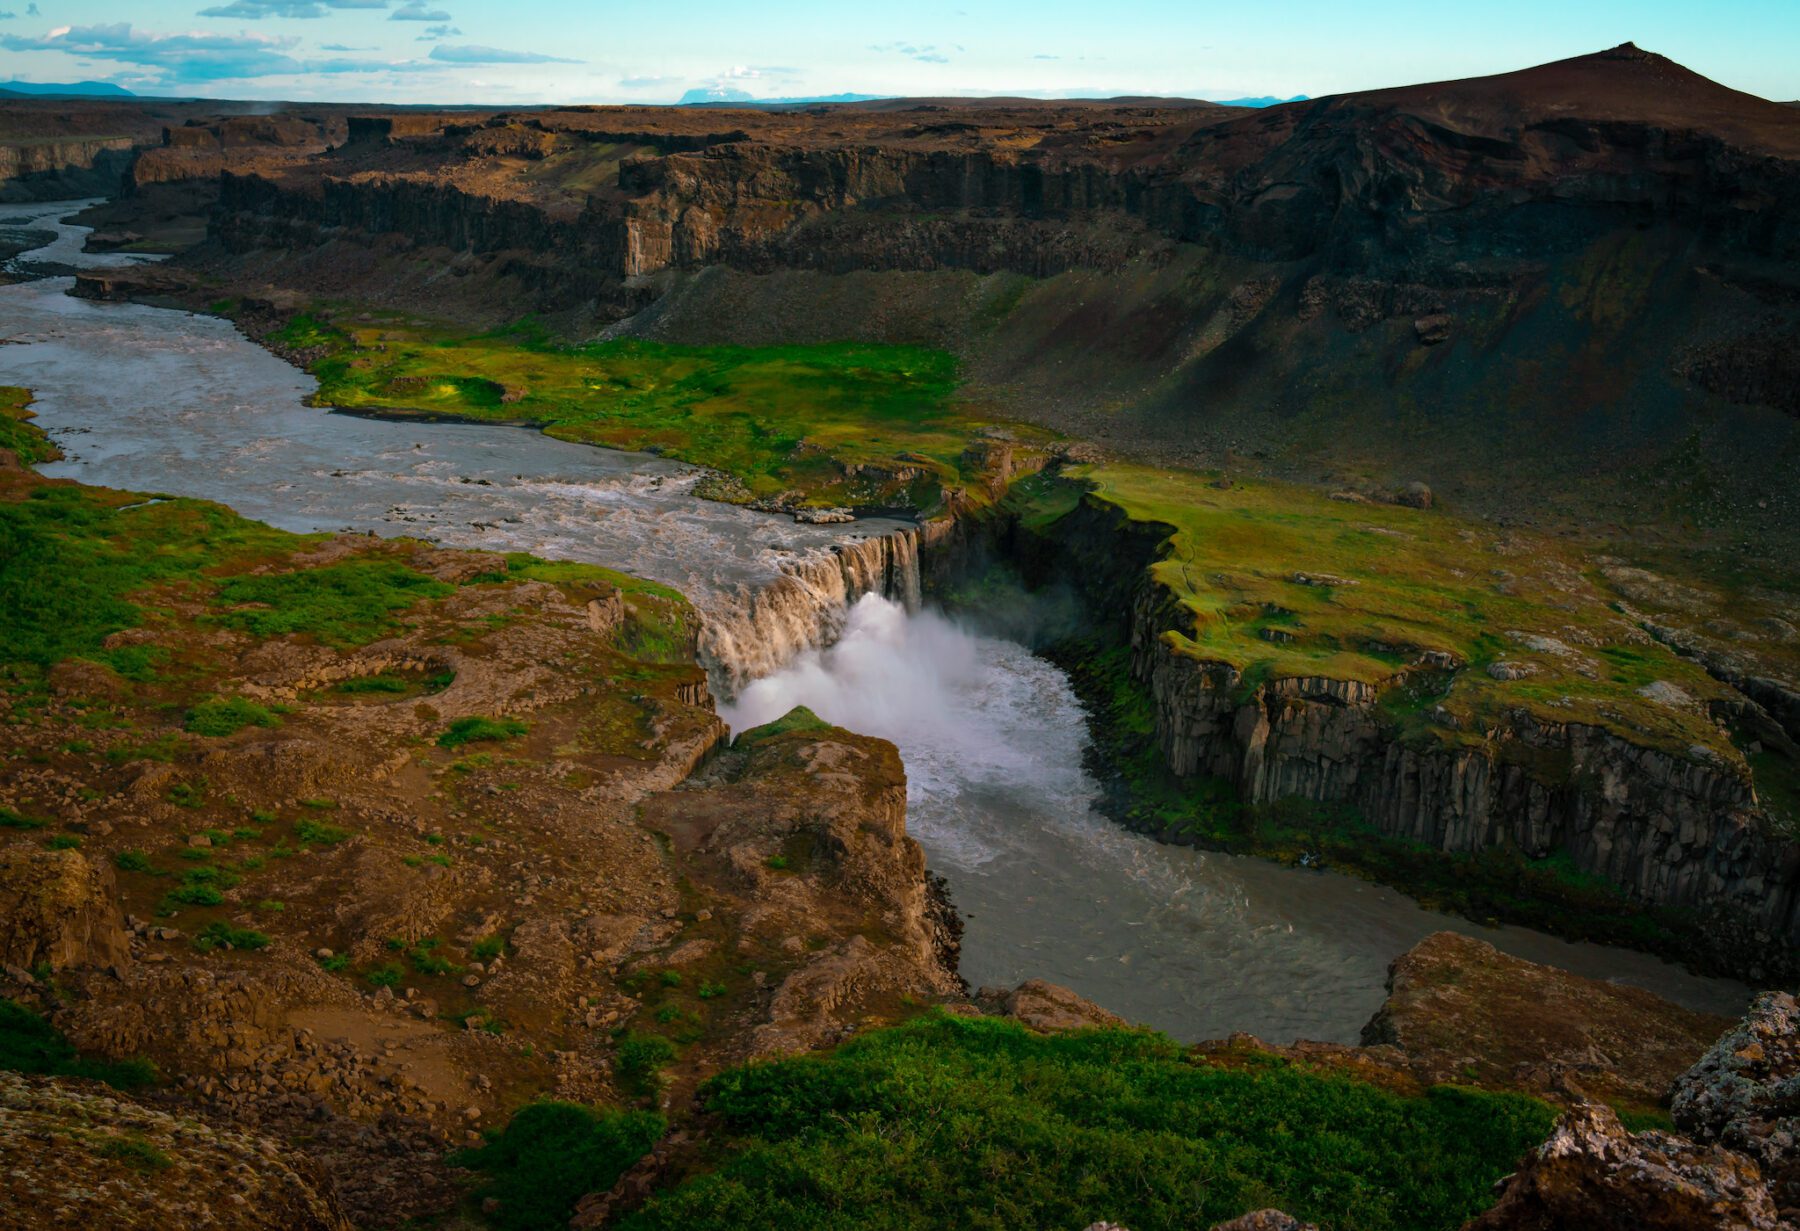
[0, 138, 135, 201]
[206, 44, 1800, 294]
[127, 115, 340, 194]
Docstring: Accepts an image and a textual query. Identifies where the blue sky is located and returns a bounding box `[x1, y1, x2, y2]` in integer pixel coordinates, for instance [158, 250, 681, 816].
[0, 0, 1795, 104]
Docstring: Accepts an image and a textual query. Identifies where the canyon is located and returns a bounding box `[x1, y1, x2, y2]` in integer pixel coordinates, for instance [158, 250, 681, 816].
[0, 36, 1797, 1231]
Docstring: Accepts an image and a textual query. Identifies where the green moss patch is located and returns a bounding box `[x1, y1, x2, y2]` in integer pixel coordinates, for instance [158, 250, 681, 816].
[0, 386, 60, 466]
[184, 695, 281, 738]
[210, 559, 452, 647]
[732, 705, 831, 750]
[438, 716, 529, 748]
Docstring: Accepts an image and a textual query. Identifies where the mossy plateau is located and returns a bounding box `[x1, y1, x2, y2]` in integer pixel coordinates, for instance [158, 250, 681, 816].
[1056, 462, 1742, 766]
[267, 312, 1043, 509]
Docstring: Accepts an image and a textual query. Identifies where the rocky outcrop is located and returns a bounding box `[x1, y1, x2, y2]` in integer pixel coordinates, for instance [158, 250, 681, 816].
[1671, 991, 1800, 1220]
[0, 1071, 353, 1230]
[0, 846, 130, 973]
[1361, 932, 1732, 1108]
[975, 978, 1127, 1032]
[127, 116, 334, 195]
[1464, 1102, 1785, 1231]
[1211, 1215, 1320, 1231]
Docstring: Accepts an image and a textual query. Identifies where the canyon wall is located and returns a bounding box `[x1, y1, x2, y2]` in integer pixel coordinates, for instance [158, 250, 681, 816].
[0, 138, 135, 202]
[979, 490, 1800, 976]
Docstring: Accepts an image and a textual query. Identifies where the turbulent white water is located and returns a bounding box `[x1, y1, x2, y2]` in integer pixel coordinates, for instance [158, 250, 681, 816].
[1, 201, 1754, 1041]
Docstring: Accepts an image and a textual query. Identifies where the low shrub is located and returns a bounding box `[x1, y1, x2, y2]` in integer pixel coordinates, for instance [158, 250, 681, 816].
[614, 1033, 677, 1099]
[450, 1101, 664, 1231]
[183, 696, 280, 738]
[438, 716, 528, 749]
[192, 922, 271, 952]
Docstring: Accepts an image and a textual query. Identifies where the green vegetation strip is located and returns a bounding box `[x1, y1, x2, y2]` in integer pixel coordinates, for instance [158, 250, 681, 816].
[0, 386, 60, 466]
[617, 1013, 1553, 1231]
[273, 313, 1028, 507]
[453, 1101, 666, 1231]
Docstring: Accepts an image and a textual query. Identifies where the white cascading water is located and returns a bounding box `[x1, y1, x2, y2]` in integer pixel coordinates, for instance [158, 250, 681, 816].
[698, 530, 922, 693]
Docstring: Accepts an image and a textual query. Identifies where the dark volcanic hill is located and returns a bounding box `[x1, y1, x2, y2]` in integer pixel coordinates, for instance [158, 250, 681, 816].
[35, 42, 1800, 555]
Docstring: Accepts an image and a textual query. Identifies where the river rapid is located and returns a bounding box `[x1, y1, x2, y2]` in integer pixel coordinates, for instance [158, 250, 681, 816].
[0, 200, 1753, 1041]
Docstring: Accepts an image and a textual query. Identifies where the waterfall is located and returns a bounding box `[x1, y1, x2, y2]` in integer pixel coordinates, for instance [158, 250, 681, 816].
[698, 526, 922, 695]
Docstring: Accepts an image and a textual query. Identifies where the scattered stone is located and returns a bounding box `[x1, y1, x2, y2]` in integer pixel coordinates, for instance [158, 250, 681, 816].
[1413, 314, 1452, 345]
[1488, 661, 1537, 681]
[794, 507, 855, 524]
[1395, 481, 1434, 509]
[0, 1071, 353, 1230]
[1638, 680, 1696, 709]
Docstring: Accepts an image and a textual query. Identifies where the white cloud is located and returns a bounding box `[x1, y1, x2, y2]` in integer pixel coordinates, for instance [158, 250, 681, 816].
[870, 41, 953, 65]
[196, 0, 389, 16]
[0, 22, 304, 81]
[390, 2, 450, 19]
[428, 43, 578, 64]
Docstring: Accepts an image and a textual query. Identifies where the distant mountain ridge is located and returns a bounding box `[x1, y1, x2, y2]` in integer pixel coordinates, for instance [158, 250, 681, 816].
[677, 89, 886, 107]
[1211, 94, 1310, 107]
[0, 81, 137, 99]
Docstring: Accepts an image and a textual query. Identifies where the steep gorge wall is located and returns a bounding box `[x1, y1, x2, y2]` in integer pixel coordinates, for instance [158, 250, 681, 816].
[971, 490, 1800, 972]
[0, 139, 135, 202]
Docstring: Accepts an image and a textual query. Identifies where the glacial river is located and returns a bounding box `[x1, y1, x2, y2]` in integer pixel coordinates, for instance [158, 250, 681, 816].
[0, 199, 1752, 1041]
